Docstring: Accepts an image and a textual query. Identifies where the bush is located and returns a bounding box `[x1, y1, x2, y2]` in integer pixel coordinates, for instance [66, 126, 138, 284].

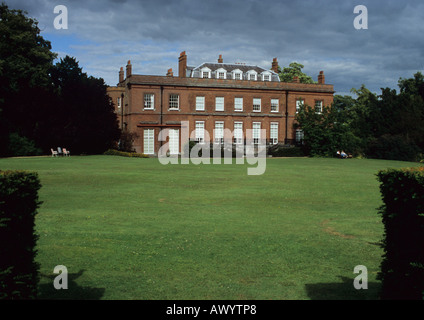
[368, 134, 421, 162]
[104, 149, 149, 158]
[0, 171, 42, 299]
[268, 144, 305, 157]
[376, 167, 424, 299]
[7, 133, 42, 157]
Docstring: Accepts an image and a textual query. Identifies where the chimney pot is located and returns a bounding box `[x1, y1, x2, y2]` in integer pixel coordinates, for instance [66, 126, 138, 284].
[271, 57, 279, 73]
[126, 60, 132, 78]
[178, 51, 187, 78]
[167, 68, 174, 77]
[119, 67, 124, 83]
[218, 54, 223, 63]
[293, 75, 300, 83]
[318, 71, 325, 84]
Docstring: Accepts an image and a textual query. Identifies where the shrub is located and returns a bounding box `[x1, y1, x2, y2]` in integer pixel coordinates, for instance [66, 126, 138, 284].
[7, 133, 42, 157]
[0, 171, 42, 299]
[368, 134, 421, 162]
[104, 149, 149, 158]
[376, 168, 424, 299]
[268, 144, 305, 157]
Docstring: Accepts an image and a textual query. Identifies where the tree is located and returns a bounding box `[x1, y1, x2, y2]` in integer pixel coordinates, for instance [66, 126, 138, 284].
[278, 62, 316, 83]
[49, 56, 120, 154]
[0, 3, 56, 156]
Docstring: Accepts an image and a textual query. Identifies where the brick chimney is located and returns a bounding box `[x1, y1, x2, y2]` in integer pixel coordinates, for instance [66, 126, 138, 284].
[218, 54, 223, 63]
[178, 51, 187, 78]
[119, 67, 124, 83]
[167, 68, 174, 77]
[318, 71, 325, 84]
[271, 58, 279, 73]
[292, 76, 300, 83]
[126, 60, 132, 78]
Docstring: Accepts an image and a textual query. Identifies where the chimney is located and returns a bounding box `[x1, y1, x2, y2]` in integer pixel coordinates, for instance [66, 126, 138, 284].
[318, 71, 325, 84]
[178, 51, 187, 78]
[271, 58, 279, 73]
[119, 67, 124, 83]
[292, 76, 300, 83]
[126, 60, 132, 78]
[218, 54, 223, 63]
[167, 68, 174, 77]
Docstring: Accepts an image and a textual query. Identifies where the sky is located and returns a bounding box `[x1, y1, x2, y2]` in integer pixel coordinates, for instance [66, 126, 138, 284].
[6, 0, 424, 96]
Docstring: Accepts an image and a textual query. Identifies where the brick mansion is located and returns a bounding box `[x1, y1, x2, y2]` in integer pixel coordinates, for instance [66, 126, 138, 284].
[107, 51, 334, 155]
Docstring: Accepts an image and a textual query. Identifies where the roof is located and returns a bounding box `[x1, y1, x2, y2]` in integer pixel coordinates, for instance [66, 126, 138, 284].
[189, 63, 280, 82]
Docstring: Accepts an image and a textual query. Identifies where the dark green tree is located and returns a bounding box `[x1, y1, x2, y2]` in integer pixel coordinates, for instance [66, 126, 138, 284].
[49, 56, 120, 154]
[278, 62, 316, 84]
[0, 3, 56, 156]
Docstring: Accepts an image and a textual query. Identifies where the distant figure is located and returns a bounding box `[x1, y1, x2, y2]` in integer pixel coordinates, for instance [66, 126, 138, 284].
[341, 150, 347, 159]
[336, 150, 341, 158]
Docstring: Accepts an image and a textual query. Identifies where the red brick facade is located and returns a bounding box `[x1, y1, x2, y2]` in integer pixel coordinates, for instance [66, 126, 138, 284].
[107, 52, 334, 155]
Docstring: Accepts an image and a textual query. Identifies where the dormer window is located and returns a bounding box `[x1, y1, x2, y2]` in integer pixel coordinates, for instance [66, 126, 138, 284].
[216, 68, 227, 79]
[232, 69, 243, 80]
[261, 71, 272, 81]
[247, 70, 257, 81]
[201, 67, 211, 78]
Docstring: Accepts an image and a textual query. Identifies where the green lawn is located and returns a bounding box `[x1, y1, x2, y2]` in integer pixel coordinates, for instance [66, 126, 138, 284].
[0, 155, 420, 300]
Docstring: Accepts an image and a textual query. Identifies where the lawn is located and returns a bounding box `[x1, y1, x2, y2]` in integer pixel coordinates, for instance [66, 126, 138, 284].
[0, 155, 420, 300]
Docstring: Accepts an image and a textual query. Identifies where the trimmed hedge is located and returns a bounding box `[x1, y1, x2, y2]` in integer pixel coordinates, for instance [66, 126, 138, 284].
[0, 171, 42, 299]
[268, 145, 305, 157]
[376, 167, 424, 300]
[104, 149, 149, 158]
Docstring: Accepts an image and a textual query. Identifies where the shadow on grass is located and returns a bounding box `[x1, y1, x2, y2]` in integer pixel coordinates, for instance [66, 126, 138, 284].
[305, 276, 381, 300]
[37, 269, 105, 300]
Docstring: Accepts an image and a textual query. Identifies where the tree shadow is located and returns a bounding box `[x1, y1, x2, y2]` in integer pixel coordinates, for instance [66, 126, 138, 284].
[305, 276, 381, 300]
[37, 269, 105, 300]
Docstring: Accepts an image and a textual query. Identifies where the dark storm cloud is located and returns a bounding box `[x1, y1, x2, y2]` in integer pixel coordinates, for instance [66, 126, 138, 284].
[6, 0, 424, 95]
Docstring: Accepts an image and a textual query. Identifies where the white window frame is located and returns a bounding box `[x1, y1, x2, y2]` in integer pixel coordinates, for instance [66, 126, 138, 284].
[253, 98, 261, 112]
[296, 99, 304, 113]
[144, 93, 154, 110]
[270, 122, 278, 145]
[247, 70, 257, 81]
[117, 97, 121, 110]
[232, 69, 243, 80]
[234, 122, 243, 145]
[169, 129, 180, 154]
[315, 100, 323, 114]
[214, 121, 224, 144]
[143, 129, 154, 154]
[234, 97, 243, 112]
[196, 96, 205, 111]
[252, 122, 261, 145]
[216, 68, 227, 79]
[169, 94, 179, 110]
[195, 121, 205, 144]
[201, 67, 211, 78]
[261, 71, 272, 81]
[296, 129, 304, 143]
[271, 99, 279, 112]
[215, 97, 224, 111]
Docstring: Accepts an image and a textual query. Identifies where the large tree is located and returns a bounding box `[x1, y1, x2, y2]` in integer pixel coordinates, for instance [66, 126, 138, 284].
[0, 3, 56, 156]
[278, 62, 316, 84]
[49, 56, 120, 154]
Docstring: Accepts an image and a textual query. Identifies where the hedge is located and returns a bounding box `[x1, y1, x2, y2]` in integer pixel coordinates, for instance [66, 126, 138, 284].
[104, 149, 149, 158]
[268, 145, 305, 157]
[376, 167, 424, 300]
[0, 171, 42, 299]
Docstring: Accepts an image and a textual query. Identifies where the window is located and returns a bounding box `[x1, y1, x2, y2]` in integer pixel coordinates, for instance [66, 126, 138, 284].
[196, 96, 205, 111]
[169, 129, 179, 154]
[195, 121, 205, 144]
[234, 72, 242, 80]
[201, 67, 211, 78]
[143, 129, 154, 154]
[117, 97, 121, 110]
[214, 121, 224, 144]
[296, 129, 304, 144]
[270, 123, 278, 144]
[215, 97, 224, 111]
[252, 122, 261, 145]
[216, 68, 227, 79]
[144, 94, 154, 110]
[234, 97, 243, 111]
[296, 99, 304, 113]
[234, 122, 243, 144]
[247, 71, 257, 81]
[271, 99, 279, 112]
[253, 98, 261, 112]
[315, 100, 323, 113]
[262, 72, 271, 81]
[169, 94, 179, 110]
